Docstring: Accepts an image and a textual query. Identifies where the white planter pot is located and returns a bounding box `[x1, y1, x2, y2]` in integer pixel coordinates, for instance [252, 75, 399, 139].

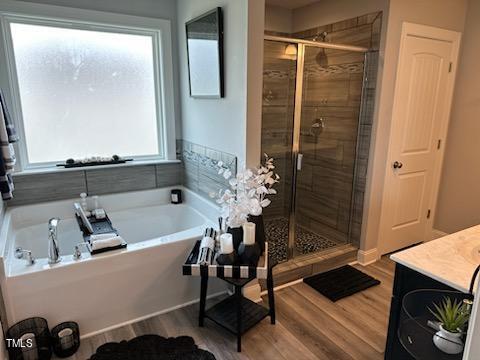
[433, 325, 464, 355]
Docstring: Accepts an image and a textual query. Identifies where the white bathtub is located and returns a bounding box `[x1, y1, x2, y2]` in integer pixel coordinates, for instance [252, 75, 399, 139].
[0, 187, 226, 336]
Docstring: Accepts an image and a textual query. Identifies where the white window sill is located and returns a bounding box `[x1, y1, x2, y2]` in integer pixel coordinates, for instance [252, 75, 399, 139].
[13, 159, 181, 177]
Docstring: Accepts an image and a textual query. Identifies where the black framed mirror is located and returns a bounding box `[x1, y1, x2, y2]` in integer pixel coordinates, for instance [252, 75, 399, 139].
[185, 7, 224, 98]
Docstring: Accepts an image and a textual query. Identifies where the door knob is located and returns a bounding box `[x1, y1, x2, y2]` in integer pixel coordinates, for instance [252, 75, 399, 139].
[393, 161, 403, 169]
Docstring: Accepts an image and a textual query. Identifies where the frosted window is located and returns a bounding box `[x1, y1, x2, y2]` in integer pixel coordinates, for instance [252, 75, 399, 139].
[9, 22, 160, 164]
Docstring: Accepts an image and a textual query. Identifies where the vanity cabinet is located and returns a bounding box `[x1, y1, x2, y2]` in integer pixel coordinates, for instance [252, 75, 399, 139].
[385, 263, 457, 359]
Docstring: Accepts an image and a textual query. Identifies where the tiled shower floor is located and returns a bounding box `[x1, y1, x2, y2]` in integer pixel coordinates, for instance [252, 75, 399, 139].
[265, 217, 341, 263]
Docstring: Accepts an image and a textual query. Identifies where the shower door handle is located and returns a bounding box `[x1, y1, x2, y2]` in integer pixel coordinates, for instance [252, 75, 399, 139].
[297, 153, 303, 171]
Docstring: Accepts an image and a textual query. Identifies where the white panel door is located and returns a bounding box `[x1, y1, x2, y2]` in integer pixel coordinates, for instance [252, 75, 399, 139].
[379, 23, 460, 254]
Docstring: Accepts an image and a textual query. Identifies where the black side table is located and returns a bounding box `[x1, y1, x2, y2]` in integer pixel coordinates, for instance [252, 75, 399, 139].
[183, 241, 276, 352]
[198, 261, 276, 352]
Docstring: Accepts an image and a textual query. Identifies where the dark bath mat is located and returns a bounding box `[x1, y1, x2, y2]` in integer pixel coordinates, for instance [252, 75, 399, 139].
[90, 335, 216, 360]
[304, 265, 380, 302]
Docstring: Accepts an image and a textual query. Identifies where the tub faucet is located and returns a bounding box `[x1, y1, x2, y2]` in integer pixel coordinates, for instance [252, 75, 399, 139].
[15, 247, 35, 265]
[48, 218, 61, 264]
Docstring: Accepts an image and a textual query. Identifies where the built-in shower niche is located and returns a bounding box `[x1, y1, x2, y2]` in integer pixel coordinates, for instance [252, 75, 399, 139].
[262, 12, 381, 264]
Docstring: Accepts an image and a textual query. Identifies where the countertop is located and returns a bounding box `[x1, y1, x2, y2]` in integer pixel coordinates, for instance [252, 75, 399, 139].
[390, 225, 480, 293]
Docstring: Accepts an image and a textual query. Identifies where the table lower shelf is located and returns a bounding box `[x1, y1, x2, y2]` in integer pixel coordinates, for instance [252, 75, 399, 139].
[204, 295, 270, 336]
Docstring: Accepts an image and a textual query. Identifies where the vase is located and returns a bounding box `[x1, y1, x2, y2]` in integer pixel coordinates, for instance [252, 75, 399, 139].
[227, 226, 243, 251]
[247, 214, 266, 254]
[238, 242, 261, 266]
[433, 325, 464, 354]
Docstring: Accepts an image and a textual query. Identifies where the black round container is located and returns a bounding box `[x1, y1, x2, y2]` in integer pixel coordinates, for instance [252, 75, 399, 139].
[51, 322, 80, 358]
[6, 317, 52, 360]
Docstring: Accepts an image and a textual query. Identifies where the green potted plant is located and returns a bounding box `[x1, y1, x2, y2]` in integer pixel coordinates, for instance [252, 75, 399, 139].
[428, 297, 471, 354]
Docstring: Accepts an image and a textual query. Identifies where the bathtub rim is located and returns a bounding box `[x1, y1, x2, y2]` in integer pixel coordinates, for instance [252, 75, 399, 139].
[0, 186, 220, 278]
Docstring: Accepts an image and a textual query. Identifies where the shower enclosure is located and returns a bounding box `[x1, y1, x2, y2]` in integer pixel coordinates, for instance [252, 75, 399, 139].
[262, 36, 369, 263]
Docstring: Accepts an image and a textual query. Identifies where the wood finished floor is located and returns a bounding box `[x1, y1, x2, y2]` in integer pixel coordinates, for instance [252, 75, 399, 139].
[65, 257, 394, 360]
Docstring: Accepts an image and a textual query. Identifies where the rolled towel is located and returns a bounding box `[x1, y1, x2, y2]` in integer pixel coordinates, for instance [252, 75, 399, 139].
[90, 236, 124, 251]
[90, 232, 117, 241]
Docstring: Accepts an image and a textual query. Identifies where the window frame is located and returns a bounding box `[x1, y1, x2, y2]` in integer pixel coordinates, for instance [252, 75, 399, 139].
[0, 1, 177, 171]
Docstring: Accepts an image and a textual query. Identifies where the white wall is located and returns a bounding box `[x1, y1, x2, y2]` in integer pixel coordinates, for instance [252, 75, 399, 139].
[246, 0, 265, 167]
[435, 0, 480, 234]
[177, 0, 248, 164]
[177, 0, 264, 167]
[363, 0, 468, 253]
[264, 4, 292, 33]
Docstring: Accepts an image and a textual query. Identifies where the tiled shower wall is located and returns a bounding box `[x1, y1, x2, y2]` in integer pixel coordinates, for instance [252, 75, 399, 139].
[295, 48, 366, 245]
[264, 12, 382, 247]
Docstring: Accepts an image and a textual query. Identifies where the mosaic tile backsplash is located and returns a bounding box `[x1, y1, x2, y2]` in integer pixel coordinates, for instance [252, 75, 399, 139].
[177, 139, 237, 201]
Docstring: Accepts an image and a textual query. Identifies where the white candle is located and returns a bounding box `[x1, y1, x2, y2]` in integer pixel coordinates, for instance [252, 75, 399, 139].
[58, 328, 74, 350]
[20, 333, 37, 360]
[220, 233, 234, 254]
[243, 222, 256, 246]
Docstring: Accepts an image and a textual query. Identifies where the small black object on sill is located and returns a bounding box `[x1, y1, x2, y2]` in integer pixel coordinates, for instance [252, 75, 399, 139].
[171, 189, 183, 204]
[57, 155, 133, 168]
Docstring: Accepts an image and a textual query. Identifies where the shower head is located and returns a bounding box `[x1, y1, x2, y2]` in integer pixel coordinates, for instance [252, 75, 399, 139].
[312, 32, 329, 67]
[312, 31, 328, 42]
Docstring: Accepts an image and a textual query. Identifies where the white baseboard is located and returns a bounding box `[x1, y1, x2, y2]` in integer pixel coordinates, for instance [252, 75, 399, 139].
[260, 278, 303, 296]
[432, 229, 449, 240]
[357, 248, 379, 266]
[80, 290, 229, 339]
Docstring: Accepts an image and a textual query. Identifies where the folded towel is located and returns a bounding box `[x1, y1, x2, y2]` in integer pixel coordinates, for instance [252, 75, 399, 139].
[90, 233, 117, 241]
[90, 236, 124, 251]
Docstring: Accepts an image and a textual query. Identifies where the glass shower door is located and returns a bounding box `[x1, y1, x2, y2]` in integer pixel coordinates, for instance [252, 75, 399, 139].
[261, 40, 297, 263]
[293, 45, 365, 257]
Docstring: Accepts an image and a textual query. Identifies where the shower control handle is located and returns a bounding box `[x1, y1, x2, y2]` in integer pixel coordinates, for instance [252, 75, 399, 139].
[297, 153, 303, 171]
[393, 161, 403, 169]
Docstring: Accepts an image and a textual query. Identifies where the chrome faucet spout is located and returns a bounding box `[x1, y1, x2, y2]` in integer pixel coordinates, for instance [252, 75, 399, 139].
[48, 217, 61, 264]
